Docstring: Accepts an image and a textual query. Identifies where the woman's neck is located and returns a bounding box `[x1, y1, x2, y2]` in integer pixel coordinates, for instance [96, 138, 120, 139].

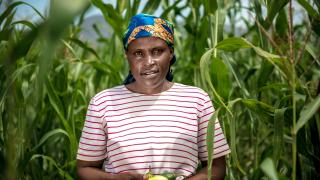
[125, 81, 173, 95]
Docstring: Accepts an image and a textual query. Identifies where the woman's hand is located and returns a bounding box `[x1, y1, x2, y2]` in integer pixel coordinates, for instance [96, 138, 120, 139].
[185, 156, 226, 180]
[77, 159, 145, 180]
[113, 172, 145, 180]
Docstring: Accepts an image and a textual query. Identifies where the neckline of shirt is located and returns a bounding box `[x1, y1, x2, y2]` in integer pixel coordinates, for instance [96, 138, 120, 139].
[122, 82, 176, 95]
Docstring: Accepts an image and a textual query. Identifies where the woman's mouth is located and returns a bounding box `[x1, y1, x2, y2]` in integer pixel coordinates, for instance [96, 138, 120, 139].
[141, 70, 158, 78]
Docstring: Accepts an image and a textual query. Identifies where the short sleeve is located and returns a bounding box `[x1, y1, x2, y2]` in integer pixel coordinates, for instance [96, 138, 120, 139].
[197, 93, 231, 161]
[77, 97, 108, 161]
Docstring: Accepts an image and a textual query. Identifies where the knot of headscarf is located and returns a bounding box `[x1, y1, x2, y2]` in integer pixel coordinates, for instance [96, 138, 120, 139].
[122, 13, 174, 50]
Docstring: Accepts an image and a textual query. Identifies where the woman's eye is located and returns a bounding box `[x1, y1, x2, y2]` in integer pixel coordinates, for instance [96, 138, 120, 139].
[134, 51, 143, 57]
[153, 49, 163, 55]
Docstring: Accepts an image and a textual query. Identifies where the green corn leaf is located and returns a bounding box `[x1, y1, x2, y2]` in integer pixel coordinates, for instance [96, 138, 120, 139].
[216, 37, 281, 59]
[83, 59, 118, 75]
[227, 111, 246, 175]
[68, 38, 100, 59]
[311, 16, 320, 36]
[258, 83, 288, 92]
[7, 25, 40, 63]
[11, 20, 36, 30]
[142, 1, 161, 14]
[127, 0, 140, 20]
[221, 54, 250, 98]
[199, 48, 232, 115]
[251, 45, 281, 59]
[103, 3, 123, 24]
[45, 77, 78, 156]
[305, 44, 320, 65]
[216, 37, 287, 79]
[31, 129, 69, 151]
[207, 109, 220, 180]
[260, 158, 279, 180]
[45, 78, 66, 121]
[161, 0, 181, 18]
[211, 57, 231, 101]
[257, 61, 275, 89]
[241, 99, 275, 118]
[203, 0, 218, 15]
[297, 0, 319, 19]
[273, 108, 286, 166]
[3, 10, 15, 30]
[265, 0, 289, 28]
[61, 39, 77, 59]
[83, 59, 122, 84]
[0, 64, 35, 108]
[316, 0, 320, 9]
[215, 37, 251, 51]
[295, 95, 320, 133]
[92, 0, 123, 38]
[200, 48, 215, 92]
[31, 154, 73, 180]
[275, 9, 288, 38]
[0, 1, 44, 25]
[226, 98, 246, 175]
[298, 154, 319, 180]
[116, 0, 127, 13]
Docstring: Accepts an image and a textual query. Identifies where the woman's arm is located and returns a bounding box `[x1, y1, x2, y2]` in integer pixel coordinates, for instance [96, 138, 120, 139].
[77, 160, 144, 180]
[186, 156, 226, 180]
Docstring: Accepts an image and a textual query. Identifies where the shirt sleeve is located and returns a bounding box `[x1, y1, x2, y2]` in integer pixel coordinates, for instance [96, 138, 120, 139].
[197, 93, 231, 161]
[77, 97, 108, 161]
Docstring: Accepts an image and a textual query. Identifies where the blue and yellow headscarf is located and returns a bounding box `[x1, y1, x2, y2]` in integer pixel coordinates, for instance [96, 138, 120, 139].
[123, 13, 174, 50]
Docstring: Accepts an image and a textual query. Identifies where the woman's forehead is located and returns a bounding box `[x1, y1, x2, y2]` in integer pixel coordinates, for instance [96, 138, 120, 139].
[127, 37, 168, 50]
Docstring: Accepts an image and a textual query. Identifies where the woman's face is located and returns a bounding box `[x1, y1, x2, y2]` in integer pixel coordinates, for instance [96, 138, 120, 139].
[126, 36, 173, 89]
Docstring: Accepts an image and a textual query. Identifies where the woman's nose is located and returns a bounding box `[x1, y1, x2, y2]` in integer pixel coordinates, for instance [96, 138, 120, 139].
[145, 55, 155, 66]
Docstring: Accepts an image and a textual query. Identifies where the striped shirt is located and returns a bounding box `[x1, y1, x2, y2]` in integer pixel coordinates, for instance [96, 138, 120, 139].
[77, 83, 230, 177]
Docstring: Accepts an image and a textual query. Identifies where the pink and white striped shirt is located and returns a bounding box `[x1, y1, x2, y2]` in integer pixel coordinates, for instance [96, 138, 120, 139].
[77, 83, 230, 177]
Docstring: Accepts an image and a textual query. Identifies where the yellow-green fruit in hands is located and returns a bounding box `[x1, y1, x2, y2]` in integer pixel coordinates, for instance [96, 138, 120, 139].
[146, 171, 153, 179]
[161, 172, 175, 180]
[148, 175, 169, 180]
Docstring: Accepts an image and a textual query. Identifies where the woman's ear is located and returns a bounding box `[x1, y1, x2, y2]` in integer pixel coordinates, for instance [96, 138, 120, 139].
[170, 47, 174, 53]
[170, 47, 174, 58]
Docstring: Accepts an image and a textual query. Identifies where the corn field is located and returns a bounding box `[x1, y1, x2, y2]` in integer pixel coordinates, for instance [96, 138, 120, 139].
[1, 0, 320, 179]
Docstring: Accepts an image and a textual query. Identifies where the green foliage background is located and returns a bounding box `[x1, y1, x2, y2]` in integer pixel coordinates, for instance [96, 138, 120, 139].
[0, 0, 320, 179]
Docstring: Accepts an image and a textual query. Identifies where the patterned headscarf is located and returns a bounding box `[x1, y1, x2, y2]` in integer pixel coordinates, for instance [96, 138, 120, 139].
[123, 13, 174, 50]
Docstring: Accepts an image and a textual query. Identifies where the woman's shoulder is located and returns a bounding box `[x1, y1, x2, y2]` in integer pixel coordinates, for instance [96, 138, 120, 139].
[91, 85, 126, 101]
[172, 83, 209, 96]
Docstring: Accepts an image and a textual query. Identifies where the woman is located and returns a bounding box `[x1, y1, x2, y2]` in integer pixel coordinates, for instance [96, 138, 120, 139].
[77, 13, 230, 180]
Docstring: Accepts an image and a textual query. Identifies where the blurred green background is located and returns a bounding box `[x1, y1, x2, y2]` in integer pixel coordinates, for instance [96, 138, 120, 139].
[0, 0, 320, 179]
